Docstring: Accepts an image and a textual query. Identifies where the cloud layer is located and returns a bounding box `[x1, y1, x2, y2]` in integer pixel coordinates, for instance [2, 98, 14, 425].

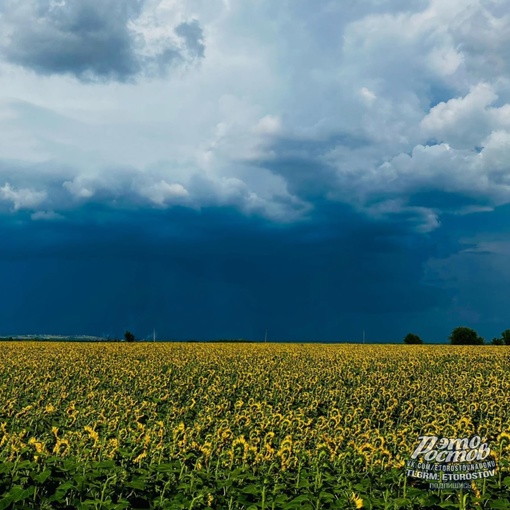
[0, 0, 509, 231]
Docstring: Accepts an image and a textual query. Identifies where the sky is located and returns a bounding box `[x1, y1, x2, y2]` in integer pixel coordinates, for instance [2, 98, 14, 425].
[1, 0, 510, 342]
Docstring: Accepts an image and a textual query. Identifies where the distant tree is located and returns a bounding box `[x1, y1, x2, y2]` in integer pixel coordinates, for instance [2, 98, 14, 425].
[124, 331, 135, 342]
[403, 333, 423, 344]
[501, 329, 510, 346]
[449, 326, 484, 345]
[492, 337, 505, 345]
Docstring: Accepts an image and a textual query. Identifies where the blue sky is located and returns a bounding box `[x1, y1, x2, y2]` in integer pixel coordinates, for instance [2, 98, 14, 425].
[1, 0, 510, 342]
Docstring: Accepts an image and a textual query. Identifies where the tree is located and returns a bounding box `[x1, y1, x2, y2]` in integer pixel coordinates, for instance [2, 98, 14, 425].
[124, 331, 135, 342]
[449, 326, 484, 345]
[403, 333, 423, 344]
[501, 329, 510, 346]
[492, 337, 504, 345]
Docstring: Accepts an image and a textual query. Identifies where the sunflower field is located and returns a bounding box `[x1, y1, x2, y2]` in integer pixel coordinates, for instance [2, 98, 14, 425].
[1, 342, 510, 509]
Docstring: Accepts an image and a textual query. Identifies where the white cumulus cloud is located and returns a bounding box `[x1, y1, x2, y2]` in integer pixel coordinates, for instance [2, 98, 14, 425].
[0, 183, 47, 210]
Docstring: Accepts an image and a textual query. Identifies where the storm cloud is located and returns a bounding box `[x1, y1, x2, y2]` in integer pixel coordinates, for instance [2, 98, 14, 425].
[0, 203, 449, 341]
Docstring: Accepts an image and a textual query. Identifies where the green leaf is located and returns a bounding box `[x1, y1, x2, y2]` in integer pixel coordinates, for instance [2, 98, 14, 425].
[241, 485, 260, 495]
[35, 469, 52, 483]
[489, 500, 510, 510]
[438, 502, 463, 509]
[155, 463, 179, 473]
[93, 461, 116, 469]
[296, 479, 311, 488]
[124, 480, 146, 490]
[109, 502, 130, 510]
[318, 491, 335, 503]
[0, 496, 13, 510]
[49, 481, 75, 502]
[16, 460, 33, 470]
[393, 497, 411, 508]
[4, 485, 35, 503]
[0, 463, 13, 475]
[63, 460, 78, 471]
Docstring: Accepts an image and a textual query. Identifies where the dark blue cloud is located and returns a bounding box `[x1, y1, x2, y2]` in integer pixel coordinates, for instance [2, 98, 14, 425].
[250, 132, 371, 205]
[418, 203, 510, 339]
[2, 186, 509, 344]
[0, 202, 450, 341]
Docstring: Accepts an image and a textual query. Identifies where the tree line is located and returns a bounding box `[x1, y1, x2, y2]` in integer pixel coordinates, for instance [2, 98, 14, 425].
[403, 327, 510, 345]
[111, 329, 510, 345]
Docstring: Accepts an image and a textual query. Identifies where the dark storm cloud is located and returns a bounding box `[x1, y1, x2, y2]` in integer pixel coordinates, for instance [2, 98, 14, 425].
[0, 203, 448, 341]
[0, 0, 205, 81]
[249, 133, 440, 231]
[251, 132, 370, 203]
[421, 203, 510, 338]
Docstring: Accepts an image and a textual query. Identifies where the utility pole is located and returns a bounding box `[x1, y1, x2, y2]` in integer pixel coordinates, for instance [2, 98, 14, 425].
[264, 330, 268, 343]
